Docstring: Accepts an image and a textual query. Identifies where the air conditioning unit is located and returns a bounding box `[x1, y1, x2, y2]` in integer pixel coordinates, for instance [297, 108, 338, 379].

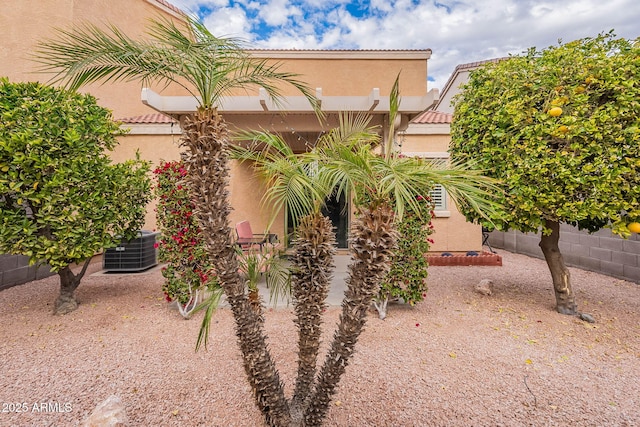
[103, 231, 159, 272]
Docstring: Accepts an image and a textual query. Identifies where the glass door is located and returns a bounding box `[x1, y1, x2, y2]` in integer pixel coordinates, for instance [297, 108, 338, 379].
[286, 191, 349, 249]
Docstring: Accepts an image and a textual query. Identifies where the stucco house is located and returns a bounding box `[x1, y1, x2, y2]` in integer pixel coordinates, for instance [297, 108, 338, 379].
[122, 49, 480, 253]
[0, 0, 485, 287]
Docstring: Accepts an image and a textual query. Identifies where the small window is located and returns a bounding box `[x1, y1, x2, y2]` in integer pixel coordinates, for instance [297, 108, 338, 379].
[429, 184, 447, 211]
[401, 152, 451, 217]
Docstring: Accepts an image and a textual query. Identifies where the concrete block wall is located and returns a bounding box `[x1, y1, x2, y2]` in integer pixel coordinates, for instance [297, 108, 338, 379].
[0, 254, 54, 290]
[488, 223, 640, 283]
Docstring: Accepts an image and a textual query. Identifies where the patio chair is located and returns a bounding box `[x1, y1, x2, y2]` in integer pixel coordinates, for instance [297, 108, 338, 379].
[235, 220, 278, 251]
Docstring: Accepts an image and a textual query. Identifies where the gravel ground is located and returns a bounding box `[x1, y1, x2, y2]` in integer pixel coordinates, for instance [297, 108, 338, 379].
[0, 250, 638, 426]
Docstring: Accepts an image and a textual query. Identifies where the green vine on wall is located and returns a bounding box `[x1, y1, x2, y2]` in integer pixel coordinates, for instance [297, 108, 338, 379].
[374, 194, 435, 319]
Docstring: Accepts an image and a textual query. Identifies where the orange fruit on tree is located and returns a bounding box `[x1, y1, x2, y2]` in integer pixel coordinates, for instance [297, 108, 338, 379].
[548, 107, 563, 117]
[557, 125, 569, 133]
[628, 222, 640, 233]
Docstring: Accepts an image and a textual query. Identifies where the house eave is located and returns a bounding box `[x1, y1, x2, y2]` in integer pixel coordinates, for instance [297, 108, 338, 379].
[141, 87, 437, 116]
[119, 123, 182, 135]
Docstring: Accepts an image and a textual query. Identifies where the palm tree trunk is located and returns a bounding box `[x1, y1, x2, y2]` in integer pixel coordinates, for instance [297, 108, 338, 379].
[539, 219, 577, 315]
[55, 258, 92, 315]
[289, 212, 336, 420]
[180, 109, 291, 426]
[304, 204, 397, 426]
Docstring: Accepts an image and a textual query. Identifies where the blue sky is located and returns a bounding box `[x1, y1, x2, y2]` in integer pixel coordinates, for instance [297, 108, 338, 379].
[170, 0, 640, 92]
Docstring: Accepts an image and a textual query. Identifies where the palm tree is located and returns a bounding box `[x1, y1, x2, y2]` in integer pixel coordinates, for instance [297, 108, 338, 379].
[233, 106, 500, 425]
[35, 16, 318, 425]
[232, 114, 381, 422]
[301, 120, 500, 425]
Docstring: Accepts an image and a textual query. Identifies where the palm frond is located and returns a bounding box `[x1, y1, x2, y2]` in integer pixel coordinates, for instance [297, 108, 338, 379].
[194, 286, 225, 351]
[231, 130, 329, 229]
[266, 260, 292, 308]
[378, 156, 503, 222]
[33, 15, 319, 110]
[34, 21, 194, 95]
[385, 72, 401, 159]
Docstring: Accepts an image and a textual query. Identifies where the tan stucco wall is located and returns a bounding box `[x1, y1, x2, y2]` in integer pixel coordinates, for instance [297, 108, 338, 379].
[400, 129, 482, 253]
[1, 0, 185, 119]
[429, 214, 482, 253]
[228, 161, 286, 241]
[402, 133, 450, 153]
[113, 131, 283, 239]
[434, 70, 470, 114]
[253, 57, 428, 97]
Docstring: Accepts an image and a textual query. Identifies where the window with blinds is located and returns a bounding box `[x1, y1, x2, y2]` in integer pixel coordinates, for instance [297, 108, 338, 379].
[429, 184, 447, 211]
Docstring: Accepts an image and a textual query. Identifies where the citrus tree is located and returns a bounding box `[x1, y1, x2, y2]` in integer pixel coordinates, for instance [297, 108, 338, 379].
[0, 79, 151, 314]
[450, 32, 640, 317]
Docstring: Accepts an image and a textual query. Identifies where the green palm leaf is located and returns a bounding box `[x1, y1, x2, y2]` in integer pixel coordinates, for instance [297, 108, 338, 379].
[231, 130, 329, 229]
[33, 16, 319, 111]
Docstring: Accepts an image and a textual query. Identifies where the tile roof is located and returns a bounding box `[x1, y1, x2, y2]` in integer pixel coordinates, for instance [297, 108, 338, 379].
[438, 57, 508, 98]
[411, 110, 452, 124]
[452, 57, 507, 72]
[118, 113, 177, 124]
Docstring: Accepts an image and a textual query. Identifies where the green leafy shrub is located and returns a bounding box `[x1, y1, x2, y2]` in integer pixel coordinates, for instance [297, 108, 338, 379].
[0, 79, 151, 314]
[374, 194, 435, 319]
[154, 161, 219, 316]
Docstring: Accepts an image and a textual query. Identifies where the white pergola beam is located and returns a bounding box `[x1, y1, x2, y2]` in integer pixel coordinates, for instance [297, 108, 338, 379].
[141, 88, 430, 115]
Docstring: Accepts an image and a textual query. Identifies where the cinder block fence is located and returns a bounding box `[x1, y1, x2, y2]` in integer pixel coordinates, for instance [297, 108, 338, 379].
[488, 223, 640, 283]
[0, 254, 54, 290]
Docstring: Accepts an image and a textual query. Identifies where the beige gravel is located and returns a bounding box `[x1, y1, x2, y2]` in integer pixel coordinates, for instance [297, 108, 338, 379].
[0, 250, 638, 426]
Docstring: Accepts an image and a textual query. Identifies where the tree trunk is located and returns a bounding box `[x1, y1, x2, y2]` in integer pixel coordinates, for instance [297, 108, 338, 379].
[539, 219, 577, 315]
[55, 258, 92, 315]
[304, 204, 397, 426]
[289, 213, 336, 420]
[180, 110, 291, 426]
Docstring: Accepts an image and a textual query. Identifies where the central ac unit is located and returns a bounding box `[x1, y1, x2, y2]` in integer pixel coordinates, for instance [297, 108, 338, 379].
[103, 231, 159, 272]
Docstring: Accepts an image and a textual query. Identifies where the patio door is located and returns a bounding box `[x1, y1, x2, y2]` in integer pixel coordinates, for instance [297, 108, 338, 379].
[285, 191, 349, 249]
[321, 191, 348, 248]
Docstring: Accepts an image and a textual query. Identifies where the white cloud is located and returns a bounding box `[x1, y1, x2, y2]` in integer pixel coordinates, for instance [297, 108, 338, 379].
[201, 5, 253, 39]
[171, 0, 228, 14]
[258, 0, 302, 27]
